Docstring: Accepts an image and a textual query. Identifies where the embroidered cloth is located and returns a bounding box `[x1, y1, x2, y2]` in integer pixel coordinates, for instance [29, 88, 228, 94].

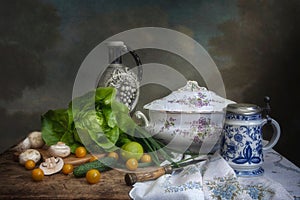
[129, 150, 298, 200]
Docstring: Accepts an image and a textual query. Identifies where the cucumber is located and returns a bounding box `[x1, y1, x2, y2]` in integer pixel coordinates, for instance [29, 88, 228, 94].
[73, 157, 116, 177]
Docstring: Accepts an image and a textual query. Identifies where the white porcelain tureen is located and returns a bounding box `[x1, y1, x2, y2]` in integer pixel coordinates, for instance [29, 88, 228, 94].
[135, 81, 235, 154]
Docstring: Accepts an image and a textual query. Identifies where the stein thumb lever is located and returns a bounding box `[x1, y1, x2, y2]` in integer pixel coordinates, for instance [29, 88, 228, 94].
[264, 96, 272, 123]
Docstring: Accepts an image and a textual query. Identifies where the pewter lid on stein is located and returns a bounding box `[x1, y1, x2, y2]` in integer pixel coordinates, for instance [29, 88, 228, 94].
[143, 81, 235, 113]
[226, 103, 262, 115]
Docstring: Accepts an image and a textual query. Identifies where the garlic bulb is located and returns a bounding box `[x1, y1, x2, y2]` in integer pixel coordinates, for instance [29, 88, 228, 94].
[48, 142, 71, 158]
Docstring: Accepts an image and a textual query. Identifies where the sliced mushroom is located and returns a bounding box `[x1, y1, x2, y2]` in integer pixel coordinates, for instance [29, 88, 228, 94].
[39, 157, 64, 175]
[19, 149, 41, 165]
[48, 142, 71, 158]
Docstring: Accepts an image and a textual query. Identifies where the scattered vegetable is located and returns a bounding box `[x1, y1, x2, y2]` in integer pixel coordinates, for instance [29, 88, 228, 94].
[32, 168, 44, 181]
[75, 146, 87, 158]
[86, 169, 101, 184]
[41, 108, 81, 153]
[121, 141, 144, 161]
[89, 156, 98, 162]
[48, 142, 71, 158]
[41, 87, 172, 165]
[39, 157, 64, 175]
[13, 131, 44, 153]
[13, 137, 31, 153]
[107, 152, 119, 160]
[140, 154, 152, 163]
[62, 164, 74, 175]
[126, 158, 138, 171]
[28, 131, 45, 149]
[19, 149, 41, 165]
[24, 160, 36, 170]
[73, 157, 116, 178]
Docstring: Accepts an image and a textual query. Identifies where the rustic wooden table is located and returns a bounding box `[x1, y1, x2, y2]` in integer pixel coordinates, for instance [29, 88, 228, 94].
[1, 148, 299, 199]
[0, 149, 132, 200]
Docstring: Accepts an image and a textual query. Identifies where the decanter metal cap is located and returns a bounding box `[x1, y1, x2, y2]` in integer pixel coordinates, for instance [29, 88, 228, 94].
[226, 103, 261, 115]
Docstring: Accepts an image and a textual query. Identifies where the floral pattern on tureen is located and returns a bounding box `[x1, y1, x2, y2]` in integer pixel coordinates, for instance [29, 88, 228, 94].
[156, 116, 221, 144]
[136, 81, 236, 154]
[143, 81, 233, 113]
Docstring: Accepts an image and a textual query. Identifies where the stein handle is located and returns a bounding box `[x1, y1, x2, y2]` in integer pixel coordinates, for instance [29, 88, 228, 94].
[262, 118, 281, 150]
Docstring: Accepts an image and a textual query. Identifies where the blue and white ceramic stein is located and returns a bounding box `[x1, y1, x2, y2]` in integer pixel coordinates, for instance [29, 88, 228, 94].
[220, 102, 281, 177]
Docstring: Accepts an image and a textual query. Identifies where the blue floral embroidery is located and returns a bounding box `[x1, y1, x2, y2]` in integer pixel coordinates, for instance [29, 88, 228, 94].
[163, 164, 203, 193]
[206, 176, 275, 200]
[206, 175, 241, 199]
[164, 181, 202, 193]
[248, 187, 260, 199]
[245, 185, 275, 200]
[179, 165, 201, 177]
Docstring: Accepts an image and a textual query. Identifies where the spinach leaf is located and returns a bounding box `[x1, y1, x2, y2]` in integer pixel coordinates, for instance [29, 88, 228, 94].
[41, 108, 81, 152]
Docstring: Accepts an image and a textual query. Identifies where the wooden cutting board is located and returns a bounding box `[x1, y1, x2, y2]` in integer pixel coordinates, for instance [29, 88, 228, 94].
[13, 148, 106, 166]
[14, 148, 159, 172]
[37, 148, 106, 165]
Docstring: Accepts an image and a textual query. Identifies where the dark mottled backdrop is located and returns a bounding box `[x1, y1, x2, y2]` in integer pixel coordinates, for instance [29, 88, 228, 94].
[1, 0, 299, 166]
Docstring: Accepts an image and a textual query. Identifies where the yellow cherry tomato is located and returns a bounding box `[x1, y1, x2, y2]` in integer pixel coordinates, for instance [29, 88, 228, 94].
[62, 164, 74, 175]
[32, 168, 44, 181]
[89, 155, 98, 162]
[24, 160, 36, 170]
[107, 152, 119, 160]
[126, 158, 138, 171]
[75, 146, 87, 158]
[86, 169, 101, 184]
[140, 154, 152, 163]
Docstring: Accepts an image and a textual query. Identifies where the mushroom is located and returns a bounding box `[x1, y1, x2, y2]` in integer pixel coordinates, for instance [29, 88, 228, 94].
[48, 142, 71, 158]
[28, 131, 45, 149]
[13, 131, 45, 152]
[12, 137, 31, 152]
[19, 149, 41, 165]
[39, 157, 64, 175]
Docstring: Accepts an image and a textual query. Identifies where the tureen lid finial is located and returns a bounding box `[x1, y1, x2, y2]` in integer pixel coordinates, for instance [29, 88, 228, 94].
[179, 81, 207, 92]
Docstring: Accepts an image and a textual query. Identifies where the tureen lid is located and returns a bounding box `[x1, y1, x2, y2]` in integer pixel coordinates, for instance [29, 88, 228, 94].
[143, 81, 235, 113]
[226, 103, 261, 115]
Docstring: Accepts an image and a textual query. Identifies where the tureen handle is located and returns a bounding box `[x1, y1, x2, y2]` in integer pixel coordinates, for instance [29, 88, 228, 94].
[134, 111, 149, 127]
